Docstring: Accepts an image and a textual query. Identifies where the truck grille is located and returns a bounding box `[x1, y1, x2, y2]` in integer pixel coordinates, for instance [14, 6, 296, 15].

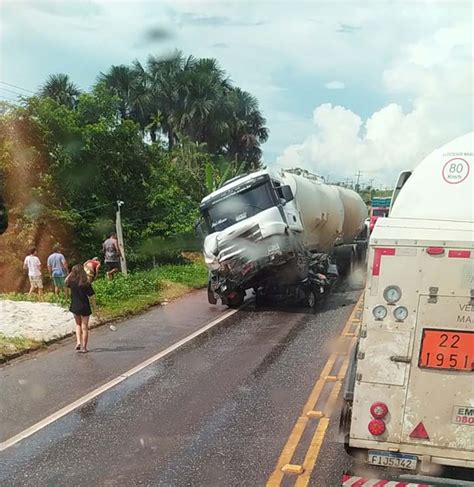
[218, 224, 262, 263]
[239, 224, 262, 242]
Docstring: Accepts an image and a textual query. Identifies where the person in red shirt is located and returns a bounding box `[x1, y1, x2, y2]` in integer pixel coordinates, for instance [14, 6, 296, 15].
[83, 257, 101, 282]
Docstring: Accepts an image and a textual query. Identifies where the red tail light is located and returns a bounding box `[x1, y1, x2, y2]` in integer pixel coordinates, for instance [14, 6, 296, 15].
[368, 419, 386, 436]
[426, 247, 444, 255]
[370, 402, 389, 419]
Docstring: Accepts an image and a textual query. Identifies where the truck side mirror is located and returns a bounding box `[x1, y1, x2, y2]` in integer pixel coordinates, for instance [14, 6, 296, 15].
[194, 218, 207, 240]
[280, 185, 294, 203]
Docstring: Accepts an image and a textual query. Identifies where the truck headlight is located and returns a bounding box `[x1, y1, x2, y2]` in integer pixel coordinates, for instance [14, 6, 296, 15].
[383, 285, 401, 304]
[393, 306, 408, 321]
[372, 305, 387, 320]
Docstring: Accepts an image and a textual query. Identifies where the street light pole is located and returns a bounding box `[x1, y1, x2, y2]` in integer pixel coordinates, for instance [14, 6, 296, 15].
[116, 200, 128, 275]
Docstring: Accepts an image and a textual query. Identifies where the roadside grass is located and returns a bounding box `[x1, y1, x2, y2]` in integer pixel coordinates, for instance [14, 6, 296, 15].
[0, 334, 43, 361]
[0, 260, 208, 361]
[92, 261, 208, 318]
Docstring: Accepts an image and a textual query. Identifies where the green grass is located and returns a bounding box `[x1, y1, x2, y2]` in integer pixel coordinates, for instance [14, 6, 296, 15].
[0, 334, 43, 361]
[92, 261, 208, 318]
[1, 260, 208, 323]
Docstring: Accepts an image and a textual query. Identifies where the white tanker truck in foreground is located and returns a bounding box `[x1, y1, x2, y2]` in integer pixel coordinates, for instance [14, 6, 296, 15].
[340, 132, 474, 486]
[199, 168, 368, 307]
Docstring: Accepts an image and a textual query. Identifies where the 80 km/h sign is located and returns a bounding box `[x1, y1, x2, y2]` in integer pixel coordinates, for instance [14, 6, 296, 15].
[442, 157, 470, 184]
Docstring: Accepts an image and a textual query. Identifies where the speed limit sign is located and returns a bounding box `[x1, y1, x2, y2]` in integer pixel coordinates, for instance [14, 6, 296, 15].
[442, 157, 470, 184]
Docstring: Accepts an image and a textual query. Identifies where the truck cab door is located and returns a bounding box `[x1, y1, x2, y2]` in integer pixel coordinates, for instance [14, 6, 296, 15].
[273, 181, 303, 232]
[283, 201, 304, 232]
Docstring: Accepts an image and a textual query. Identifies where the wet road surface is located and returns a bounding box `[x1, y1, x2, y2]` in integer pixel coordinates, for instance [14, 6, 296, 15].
[0, 276, 364, 486]
[0, 290, 229, 441]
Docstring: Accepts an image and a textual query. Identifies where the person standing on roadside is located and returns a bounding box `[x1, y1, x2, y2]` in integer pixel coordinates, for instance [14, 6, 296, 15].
[84, 257, 101, 282]
[66, 264, 96, 353]
[23, 247, 43, 299]
[102, 232, 121, 280]
[47, 244, 68, 295]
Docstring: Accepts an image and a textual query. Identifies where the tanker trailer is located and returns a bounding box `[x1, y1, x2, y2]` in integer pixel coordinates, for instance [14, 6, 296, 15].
[199, 168, 368, 308]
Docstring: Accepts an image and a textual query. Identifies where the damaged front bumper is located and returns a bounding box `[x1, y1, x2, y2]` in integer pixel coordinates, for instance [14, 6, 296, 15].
[209, 238, 293, 297]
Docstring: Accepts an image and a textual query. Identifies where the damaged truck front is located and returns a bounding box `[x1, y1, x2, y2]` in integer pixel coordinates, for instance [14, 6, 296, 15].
[199, 169, 367, 308]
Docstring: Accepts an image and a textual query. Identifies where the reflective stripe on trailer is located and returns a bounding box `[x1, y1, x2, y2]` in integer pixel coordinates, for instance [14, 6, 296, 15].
[372, 248, 396, 276]
[448, 249, 471, 258]
[341, 475, 430, 486]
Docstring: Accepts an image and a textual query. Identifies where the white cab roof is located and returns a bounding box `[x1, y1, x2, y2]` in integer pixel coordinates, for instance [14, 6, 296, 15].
[200, 170, 274, 204]
[390, 132, 474, 223]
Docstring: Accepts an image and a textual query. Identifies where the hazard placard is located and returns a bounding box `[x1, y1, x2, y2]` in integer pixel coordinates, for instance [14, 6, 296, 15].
[418, 329, 474, 371]
[452, 405, 474, 425]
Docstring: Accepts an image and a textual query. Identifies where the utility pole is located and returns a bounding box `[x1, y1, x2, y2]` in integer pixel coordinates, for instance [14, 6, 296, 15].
[355, 170, 363, 193]
[116, 200, 128, 275]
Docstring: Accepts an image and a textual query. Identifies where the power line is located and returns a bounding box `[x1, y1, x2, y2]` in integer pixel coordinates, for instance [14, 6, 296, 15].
[75, 202, 114, 215]
[0, 80, 36, 94]
[0, 87, 26, 98]
[0, 95, 19, 103]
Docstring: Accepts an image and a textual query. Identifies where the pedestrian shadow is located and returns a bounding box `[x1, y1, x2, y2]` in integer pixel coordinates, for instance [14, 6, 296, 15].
[91, 346, 146, 353]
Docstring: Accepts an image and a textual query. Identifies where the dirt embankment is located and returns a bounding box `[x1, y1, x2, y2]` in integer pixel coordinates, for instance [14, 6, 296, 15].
[0, 125, 72, 293]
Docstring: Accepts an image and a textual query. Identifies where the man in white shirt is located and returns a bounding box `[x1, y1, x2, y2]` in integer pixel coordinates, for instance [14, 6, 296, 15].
[23, 247, 43, 298]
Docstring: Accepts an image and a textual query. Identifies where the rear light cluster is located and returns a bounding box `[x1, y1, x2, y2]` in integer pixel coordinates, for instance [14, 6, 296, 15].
[368, 402, 389, 436]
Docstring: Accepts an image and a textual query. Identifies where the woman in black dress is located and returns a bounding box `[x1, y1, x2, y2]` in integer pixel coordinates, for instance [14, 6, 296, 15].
[66, 264, 96, 353]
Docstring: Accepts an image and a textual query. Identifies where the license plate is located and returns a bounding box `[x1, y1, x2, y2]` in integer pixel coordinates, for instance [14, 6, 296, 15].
[367, 450, 418, 470]
[419, 329, 474, 371]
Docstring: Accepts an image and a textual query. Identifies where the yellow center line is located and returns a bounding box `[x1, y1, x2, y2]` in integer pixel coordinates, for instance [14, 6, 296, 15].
[266, 355, 337, 486]
[295, 346, 354, 486]
[341, 295, 364, 336]
[266, 294, 363, 487]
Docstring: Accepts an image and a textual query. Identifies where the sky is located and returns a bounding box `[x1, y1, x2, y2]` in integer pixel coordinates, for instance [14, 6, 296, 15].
[1, 0, 472, 186]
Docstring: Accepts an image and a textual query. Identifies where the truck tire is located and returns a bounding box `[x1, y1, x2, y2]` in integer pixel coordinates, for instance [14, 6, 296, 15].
[333, 245, 355, 277]
[226, 289, 245, 308]
[207, 281, 217, 304]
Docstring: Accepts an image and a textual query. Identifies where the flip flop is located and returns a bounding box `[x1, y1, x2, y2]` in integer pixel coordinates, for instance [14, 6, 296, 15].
[75, 344, 81, 351]
[79, 349, 89, 354]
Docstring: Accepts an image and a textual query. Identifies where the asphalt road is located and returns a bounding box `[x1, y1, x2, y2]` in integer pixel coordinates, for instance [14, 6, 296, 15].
[0, 274, 365, 486]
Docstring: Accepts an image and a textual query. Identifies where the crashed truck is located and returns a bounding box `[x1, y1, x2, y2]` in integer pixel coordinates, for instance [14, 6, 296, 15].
[199, 168, 368, 308]
[340, 132, 474, 486]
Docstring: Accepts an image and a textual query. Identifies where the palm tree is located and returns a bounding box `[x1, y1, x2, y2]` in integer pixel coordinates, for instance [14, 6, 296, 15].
[98, 63, 149, 129]
[226, 88, 269, 170]
[179, 58, 232, 152]
[94, 52, 268, 167]
[39, 74, 81, 109]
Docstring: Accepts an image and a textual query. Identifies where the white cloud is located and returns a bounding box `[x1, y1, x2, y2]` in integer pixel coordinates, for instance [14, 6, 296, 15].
[1, 1, 471, 172]
[325, 81, 345, 90]
[276, 21, 473, 186]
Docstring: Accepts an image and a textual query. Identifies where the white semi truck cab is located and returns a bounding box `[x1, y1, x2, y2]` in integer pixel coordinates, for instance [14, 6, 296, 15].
[199, 168, 367, 307]
[341, 133, 474, 485]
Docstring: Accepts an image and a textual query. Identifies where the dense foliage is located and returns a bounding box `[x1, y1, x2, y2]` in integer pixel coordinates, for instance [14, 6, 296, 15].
[0, 52, 268, 270]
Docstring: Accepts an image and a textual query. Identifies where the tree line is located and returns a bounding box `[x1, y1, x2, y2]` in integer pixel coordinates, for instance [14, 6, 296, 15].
[0, 51, 268, 276]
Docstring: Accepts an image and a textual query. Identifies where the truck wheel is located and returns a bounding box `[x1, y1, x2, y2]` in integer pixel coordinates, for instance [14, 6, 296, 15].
[207, 281, 217, 305]
[226, 289, 245, 308]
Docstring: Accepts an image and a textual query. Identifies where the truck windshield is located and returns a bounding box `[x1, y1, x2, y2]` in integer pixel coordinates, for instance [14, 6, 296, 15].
[204, 181, 275, 233]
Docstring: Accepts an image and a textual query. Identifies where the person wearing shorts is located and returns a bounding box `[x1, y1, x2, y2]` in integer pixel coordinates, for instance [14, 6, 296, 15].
[24, 247, 43, 298]
[66, 264, 96, 353]
[103, 232, 122, 280]
[47, 244, 68, 295]
[84, 257, 101, 282]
